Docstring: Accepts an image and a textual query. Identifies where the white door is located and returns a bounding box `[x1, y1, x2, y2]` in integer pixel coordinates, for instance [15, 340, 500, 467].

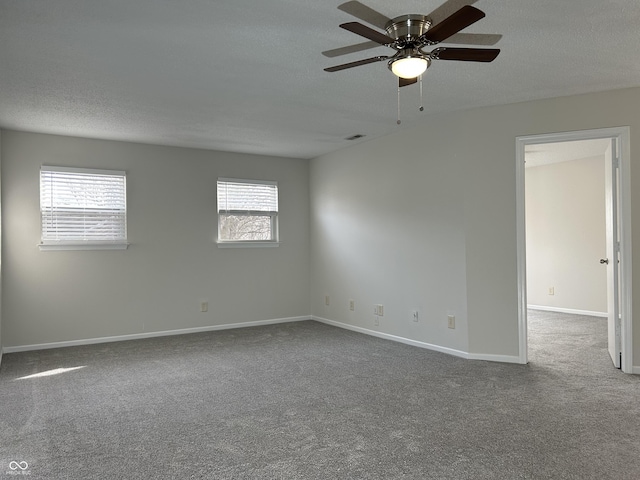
[604, 139, 621, 368]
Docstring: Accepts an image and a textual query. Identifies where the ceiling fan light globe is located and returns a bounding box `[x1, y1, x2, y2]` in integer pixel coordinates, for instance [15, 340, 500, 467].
[391, 57, 428, 79]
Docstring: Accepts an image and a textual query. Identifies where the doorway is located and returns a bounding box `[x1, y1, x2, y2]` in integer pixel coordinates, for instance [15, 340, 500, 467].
[516, 127, 632, 373]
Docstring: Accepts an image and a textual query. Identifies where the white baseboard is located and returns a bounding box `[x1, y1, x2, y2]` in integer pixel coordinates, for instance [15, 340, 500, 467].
[632, 366, 640, 375]
[313, 315, 468, 359]
[467, 352, 522, 364]
[312, 316, 522, 364]
[3, 314, 527, 367]
[2, 316, 311, 354]
[527, 305, 607, 318]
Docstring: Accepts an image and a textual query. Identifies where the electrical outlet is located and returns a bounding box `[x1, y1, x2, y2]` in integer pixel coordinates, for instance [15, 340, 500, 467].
[349, 299, 355, 311]
[412, 310, 419, 322]
[200, 302, 208, 313]
[374, 304, 384, 316]
[447, 315, 455, 329]
[548, 287, 555, 296]
[325, 295, 330, 306]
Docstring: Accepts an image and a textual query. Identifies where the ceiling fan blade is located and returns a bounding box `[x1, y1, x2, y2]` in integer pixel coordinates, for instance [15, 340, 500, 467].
[324, 56, 389, 72]
[427, 0, 478, 27]
[423, 5, 485, 43]
[338, 1, 391, 30]
[399, 77, 418, 88]
[340, 22, 396, 45]
[444, 33, 502, 46]
[322, 40, 380, 58]
[431, 47, 500, 62]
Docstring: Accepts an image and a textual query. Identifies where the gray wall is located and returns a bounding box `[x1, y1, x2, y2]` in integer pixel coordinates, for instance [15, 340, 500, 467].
[310, 87, 640, 364]
[526, 156, 607, 314]
[1, 131, 310, 347]
[309, 125, 470, 354]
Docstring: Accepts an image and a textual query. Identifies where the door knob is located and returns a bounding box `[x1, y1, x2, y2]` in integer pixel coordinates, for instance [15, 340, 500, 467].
[600, 258, 609, 264]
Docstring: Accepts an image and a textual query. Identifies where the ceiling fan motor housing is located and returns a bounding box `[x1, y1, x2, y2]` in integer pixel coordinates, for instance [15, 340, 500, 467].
[385, 15, 432, 45]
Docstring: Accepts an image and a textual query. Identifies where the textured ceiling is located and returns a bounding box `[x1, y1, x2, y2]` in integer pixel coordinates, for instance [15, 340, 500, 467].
[525, 139, 611, 168]
[1, 0, 640, 159]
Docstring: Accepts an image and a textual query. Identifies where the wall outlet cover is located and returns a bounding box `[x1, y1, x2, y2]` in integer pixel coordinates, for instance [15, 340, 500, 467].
[447, 315, 455, 329]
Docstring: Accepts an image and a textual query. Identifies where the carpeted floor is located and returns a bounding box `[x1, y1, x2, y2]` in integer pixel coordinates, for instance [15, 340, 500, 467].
[0, 312, 639, 479]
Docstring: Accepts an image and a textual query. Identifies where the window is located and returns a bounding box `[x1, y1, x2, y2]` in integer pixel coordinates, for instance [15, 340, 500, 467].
[217, 178, 278, 246]
[40, 166, 128, 250]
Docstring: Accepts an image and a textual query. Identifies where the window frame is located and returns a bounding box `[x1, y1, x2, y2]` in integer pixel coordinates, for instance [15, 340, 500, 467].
[216, 177, 279, 248]
[39, 165, 129, 251]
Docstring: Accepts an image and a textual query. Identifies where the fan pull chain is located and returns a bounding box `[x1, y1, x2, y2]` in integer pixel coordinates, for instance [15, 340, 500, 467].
[397, 82, 401, 125]
[419, 75, 424, 112]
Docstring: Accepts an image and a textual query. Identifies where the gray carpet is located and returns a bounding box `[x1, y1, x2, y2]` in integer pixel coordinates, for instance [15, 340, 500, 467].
[0, 312, 639, 479]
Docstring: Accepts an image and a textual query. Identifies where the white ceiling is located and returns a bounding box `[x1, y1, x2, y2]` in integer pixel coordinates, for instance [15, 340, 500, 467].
[1, 0, 639, 159]
[525, 139, 611, 168]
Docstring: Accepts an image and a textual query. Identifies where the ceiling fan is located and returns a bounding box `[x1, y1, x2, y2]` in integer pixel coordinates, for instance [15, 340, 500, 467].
[323, 0, 501, 88]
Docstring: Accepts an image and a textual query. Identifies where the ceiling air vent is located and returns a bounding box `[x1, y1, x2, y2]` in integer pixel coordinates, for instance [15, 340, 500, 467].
[346, 134, 366, 141]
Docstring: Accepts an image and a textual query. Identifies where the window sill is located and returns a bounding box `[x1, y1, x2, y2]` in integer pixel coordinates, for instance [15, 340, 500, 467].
[217, 241, 279, 249]
[39, 243, 129, 251]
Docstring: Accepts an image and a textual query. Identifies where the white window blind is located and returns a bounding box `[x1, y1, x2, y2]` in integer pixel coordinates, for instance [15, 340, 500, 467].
[40, 166, 127, 248]
[217, 178, 278, 243]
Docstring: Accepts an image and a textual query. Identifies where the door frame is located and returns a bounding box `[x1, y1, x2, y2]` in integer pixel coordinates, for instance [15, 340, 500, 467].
[516, 127, 633, 372]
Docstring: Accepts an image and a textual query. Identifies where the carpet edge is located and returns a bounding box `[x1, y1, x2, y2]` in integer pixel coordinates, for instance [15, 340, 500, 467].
[3, 315, 312, 353]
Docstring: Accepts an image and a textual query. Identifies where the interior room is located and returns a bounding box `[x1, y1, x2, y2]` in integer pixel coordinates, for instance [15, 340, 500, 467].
[525, 139, 610, 318]
[1, 0, 640, 478]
